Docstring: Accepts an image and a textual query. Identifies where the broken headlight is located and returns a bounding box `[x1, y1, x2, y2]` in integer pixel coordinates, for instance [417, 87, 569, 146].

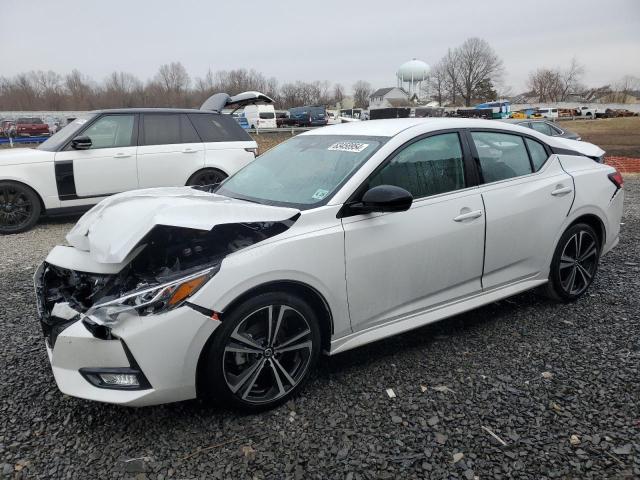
[86, 266, 218, 325]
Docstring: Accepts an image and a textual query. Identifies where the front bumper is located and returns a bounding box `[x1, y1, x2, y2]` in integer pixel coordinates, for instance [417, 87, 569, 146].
[35, 259, 221, 406]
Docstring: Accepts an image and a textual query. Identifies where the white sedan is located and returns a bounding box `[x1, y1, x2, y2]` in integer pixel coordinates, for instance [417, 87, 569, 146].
[35, 118, 624, 410]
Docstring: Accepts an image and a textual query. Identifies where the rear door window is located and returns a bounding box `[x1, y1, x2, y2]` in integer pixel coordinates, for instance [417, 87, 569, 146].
[525, 138, 549, 171]
[188, 113, 252, 142]
[530, 122, 553, 136]
[142, 114, 200, 146]
[471, 131, 533, 183]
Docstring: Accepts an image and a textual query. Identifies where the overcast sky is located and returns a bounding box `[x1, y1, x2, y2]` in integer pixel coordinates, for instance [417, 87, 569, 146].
[1, 0, 638, 94]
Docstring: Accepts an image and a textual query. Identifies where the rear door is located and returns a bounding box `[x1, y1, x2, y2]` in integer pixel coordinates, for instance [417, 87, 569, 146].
[54, 113, 139, 200]
[468, 130, 575, 289]
[136, 113, 205, 188]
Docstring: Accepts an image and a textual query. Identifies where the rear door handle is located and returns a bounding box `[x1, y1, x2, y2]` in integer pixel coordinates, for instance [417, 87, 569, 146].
[453, 209, 483, 222]
[182, 147, 197, 153]
[551, 186, 572, 196]
[113, 153, 131, 158]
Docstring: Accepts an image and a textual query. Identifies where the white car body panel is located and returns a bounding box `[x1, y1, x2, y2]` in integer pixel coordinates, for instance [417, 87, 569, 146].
[35, 118, 624, 406]
[137, 142, 205, 188]
[66, 187, 299, 263]
[203, 141, 256, 175]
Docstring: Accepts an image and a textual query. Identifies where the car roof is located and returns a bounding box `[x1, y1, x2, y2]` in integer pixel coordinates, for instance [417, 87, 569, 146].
[300, 117, 581, 149]
[89, 108, 217, 115]
[498, 118, 547, 124]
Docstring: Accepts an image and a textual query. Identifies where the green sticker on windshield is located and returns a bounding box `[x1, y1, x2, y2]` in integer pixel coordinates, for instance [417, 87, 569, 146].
[312, 189, 329, 200]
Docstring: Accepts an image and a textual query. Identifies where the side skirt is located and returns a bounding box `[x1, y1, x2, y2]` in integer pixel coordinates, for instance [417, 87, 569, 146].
[45, 205, 93, 217]
[329, 278, 547, 355]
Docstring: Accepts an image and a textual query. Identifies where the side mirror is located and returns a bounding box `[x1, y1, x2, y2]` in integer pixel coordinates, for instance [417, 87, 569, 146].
[71, 135, 92, 150]
[357, 185, 413, 213]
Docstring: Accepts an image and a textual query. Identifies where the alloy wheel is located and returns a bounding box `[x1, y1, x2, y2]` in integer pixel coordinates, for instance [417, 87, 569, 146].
[191, 170, 226, 186]
[222, 305, 313, 404]
[0, 185, 33, 230]
[558, 230, 598, 296]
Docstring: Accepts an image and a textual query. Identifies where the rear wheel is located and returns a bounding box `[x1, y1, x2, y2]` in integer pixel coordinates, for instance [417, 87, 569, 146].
[186, 168, 227, 187]
[201, 292, 320, 411]
[0, 181, 41, 234]
[546, 223, 600, 301]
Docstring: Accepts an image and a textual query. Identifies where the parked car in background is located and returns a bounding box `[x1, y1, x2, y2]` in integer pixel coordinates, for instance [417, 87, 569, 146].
[499, 119, 582, 141]
[244, 104, 277, 129]
[15, 117, 50, 137]
[289, 105, 328, 126]
[275, 110, 297, 128]
[534, 108, 559, 119]
[232, 112, 250, 129]
[0, 91, 273, 233]
[34, 118, 622, 410]
[576, 106, 598, 118]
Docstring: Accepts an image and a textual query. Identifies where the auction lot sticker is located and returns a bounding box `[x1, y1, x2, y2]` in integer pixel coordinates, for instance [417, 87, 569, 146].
[328, 142, 369, 153]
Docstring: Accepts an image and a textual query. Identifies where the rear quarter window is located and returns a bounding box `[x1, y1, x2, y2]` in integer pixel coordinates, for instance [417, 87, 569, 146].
[188, 113, 252, 142]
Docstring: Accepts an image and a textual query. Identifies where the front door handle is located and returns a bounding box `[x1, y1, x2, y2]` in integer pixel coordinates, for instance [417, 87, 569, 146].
[453, 209, 483, 222]
[182, 147, 197, 153]
[113, 153, 131, 158]
[551, 186, 572, 196]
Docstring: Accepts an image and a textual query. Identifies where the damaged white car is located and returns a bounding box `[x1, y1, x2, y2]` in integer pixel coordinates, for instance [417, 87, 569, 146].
[35, 118, 624, 410]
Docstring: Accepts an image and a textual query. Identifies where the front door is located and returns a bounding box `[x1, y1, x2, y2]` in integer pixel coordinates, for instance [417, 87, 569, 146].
[343, 132, 485, 332]
[54, 113, 138, 200]
[468, 130, 575, 289]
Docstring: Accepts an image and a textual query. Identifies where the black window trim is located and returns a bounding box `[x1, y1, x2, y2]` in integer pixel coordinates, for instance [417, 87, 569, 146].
[463, 128, 553, 185]
[339, 128, 478, 218]
[60, 113, 140, 151]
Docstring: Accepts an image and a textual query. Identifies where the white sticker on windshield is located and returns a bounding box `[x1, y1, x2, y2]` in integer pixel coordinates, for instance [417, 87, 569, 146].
[328, 142, 369, 153]
[312, 189, 329, 200]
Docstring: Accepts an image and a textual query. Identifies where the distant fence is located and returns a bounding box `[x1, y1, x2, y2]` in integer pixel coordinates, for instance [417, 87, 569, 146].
[0, 136, 49, 145]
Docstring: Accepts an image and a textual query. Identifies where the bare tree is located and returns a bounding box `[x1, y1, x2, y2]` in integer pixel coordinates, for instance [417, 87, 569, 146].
[332, 83, 345, 106]
[455, 38, 503, 106]
[65, 69, 95, 110]
[605, 75, 640, 103]
[352, 80, 372, 108]
[442, 48, 461, 106]
[103, 72, 143, 107]
[527, 59, 584, 102]
[559, 57, 585, 100]
[429, 61, 447, 106]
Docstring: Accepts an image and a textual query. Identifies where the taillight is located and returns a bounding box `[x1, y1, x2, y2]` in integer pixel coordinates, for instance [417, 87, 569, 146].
[608, 170, 624, 189]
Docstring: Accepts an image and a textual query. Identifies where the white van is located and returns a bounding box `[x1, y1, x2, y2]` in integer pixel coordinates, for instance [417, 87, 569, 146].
[535, 107, 559, 119]
[244, 104, 277, 129]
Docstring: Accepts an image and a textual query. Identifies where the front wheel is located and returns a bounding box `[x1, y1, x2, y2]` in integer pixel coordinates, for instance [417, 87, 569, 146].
[0, 181, 41, 234]
[186, 168, 227, 187]
[545, 223, 600, 301]
[201, 292, 321, 411]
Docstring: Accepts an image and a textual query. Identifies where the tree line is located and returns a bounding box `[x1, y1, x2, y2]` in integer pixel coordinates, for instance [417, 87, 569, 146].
[1, 36, 637, 111]
[0, 63, 368, 111]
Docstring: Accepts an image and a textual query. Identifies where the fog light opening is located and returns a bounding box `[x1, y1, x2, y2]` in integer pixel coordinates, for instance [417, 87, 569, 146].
[79, 368, 150, 390]
[99, 373, 139, 387]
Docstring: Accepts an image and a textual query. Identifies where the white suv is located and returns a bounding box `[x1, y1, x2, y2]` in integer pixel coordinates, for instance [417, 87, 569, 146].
[0, 91, 271, 233]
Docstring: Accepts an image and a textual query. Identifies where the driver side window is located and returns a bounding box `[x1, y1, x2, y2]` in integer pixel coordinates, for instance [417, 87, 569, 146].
[81, 115, 135, 149]
[368, 133, 466, 199]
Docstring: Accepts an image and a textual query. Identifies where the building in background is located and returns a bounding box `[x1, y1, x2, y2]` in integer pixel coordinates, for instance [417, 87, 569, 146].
[369, 87, 410, 109]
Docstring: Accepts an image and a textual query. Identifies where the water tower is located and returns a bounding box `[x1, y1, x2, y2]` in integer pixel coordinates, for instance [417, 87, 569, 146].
[396, 58, 430, 99]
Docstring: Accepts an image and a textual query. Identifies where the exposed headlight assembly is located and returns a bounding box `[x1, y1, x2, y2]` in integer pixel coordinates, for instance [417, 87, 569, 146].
[86, 266, 218, 325]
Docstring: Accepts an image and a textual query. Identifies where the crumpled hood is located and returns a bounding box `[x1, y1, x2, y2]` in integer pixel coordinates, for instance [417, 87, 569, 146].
[0, 147, 53, 166]
[66, 187, 299, 264]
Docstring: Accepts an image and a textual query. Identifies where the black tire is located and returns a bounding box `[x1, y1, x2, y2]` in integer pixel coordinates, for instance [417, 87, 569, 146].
[0, 181, 41, 234]
[545, 223, 600, 302]
[186, 168, 227, 187]
[201, 292, 321, 412]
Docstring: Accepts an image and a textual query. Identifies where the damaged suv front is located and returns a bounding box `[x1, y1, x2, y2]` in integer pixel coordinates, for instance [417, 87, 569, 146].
[34, 187, 298, 406]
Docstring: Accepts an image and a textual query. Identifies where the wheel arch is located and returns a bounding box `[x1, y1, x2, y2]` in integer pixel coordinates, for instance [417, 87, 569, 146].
[194, 279, 334, 397]
[185, 167, 228, 186]
[568, 213, 606, 252]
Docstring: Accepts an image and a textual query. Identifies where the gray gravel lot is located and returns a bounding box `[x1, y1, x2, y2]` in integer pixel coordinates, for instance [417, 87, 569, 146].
[1, 180, 639, 480]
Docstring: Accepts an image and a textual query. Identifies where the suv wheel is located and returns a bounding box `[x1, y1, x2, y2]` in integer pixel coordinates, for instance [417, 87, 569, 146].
[202, 292, 320, 411]
[545, 223, 600, 301]
[0, 181, 41, 234]
[186, 169, 227, 187]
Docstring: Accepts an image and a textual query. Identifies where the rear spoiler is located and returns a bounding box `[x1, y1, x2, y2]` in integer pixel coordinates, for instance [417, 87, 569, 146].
[200, 91, 274, 113]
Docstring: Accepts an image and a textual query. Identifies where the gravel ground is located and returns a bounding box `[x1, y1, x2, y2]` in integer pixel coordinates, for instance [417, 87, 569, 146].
[1, 180, 639, 480]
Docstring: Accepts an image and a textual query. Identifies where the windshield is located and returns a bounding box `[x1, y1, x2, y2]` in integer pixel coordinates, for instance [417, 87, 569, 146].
[217, 135, 387, 209]
[38, 114, 97, 151]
